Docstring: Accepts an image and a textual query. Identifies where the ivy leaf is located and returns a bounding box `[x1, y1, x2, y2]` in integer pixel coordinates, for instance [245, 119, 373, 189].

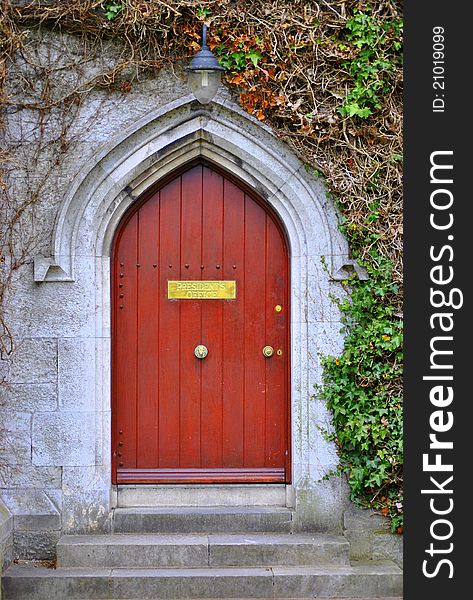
[247, 50, 263, 67]
[357, 106, 373, 118]
[103, 2, 123, 20]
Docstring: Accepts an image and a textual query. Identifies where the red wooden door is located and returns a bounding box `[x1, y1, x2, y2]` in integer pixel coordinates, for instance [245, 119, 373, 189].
[112, 164, 290, 484]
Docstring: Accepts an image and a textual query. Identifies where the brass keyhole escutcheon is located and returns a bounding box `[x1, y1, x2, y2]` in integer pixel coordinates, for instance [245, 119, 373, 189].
[194, 344, 208, 359]
[262, 345, 274, 358]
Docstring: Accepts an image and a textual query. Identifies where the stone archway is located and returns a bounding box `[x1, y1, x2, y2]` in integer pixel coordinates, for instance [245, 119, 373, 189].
[34, 96, 354, 533]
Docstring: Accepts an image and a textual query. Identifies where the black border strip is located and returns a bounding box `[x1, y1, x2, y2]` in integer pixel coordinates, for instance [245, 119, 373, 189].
[404, 2, 470, 596]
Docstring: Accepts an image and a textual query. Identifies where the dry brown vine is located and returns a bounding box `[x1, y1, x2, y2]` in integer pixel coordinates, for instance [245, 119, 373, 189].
[1, 0, 402, 268]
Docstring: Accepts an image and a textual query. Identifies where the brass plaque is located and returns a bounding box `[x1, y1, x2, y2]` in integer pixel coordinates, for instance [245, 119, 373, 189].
[168, 280, 236, 300]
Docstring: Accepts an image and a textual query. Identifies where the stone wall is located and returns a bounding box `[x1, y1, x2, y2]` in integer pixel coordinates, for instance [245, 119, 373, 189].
[0, 28, 390, 561]
[0, 500, 13, 572]
[343, 505, 403, 569]
[1, 30, 193, 559]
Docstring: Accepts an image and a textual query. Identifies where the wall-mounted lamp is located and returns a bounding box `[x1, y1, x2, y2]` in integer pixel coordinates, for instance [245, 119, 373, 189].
[186, 23, 225, 104]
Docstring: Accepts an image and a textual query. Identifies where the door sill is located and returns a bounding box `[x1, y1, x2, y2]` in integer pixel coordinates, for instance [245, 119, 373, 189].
[114, 482, 292, 508]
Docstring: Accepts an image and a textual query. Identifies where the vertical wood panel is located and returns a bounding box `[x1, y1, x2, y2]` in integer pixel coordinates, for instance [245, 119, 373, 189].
[243, 195, 267, 467]
[136, 196, 160, 467]
[113, 164, 290, 483]
[222, 179, 245, 467]
[115, 213, 138, 470]
[179, 166, 203, 467]
[265, 217, 288, 467]
[201, 167, 224, 467]
[158, 179, 181, 467]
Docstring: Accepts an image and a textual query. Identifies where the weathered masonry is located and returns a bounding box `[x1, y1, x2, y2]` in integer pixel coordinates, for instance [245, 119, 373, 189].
[0, 36, 401, 588]
[1, 91, 350, 541]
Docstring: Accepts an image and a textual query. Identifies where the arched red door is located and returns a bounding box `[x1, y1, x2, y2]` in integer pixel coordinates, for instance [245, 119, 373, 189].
[112, 163, 290, 483]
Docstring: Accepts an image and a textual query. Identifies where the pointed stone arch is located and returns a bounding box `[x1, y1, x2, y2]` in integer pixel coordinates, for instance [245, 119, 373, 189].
[34, 96, 355, 532]
[34, 96, 350, 282]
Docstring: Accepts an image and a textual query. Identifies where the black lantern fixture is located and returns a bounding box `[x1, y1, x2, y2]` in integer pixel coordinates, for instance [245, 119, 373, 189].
[186, 23, 225, 104]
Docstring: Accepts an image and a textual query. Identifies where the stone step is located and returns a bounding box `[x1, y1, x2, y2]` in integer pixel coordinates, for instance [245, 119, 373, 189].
[2, 562, 403, 598]
[57, 533, 350, 568]
[112, 506, 294, 534]
[116, 484, 288, 507]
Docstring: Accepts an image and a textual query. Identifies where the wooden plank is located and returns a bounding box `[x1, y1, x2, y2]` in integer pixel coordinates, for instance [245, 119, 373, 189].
[114, 212, 138, 473]
[265, 217, 288, 469]
[243, 195, 267, 468]
[116, 467, 285, 484]
[179, 166, 203, 467]
[221, 179, 245, 467]
[157, 179, 181, 467]
[136, 195, 160, 468]
[200, 167, 224, 467]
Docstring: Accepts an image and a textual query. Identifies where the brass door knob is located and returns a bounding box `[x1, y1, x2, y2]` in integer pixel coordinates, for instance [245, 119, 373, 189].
[262, 345, 274, 358]
[194, 344, 208, 359]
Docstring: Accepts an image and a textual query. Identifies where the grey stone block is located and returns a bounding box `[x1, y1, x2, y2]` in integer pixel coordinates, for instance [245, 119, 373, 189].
[117, 483, 286, 507]
[272, 563, 403, 598]
[1, 490, 61, 532]
[2, 562, 403, 599]
[58, 338, 95, 411]
[32, 412, 95, 466]
[344, 504, 387, 532]
[15, 511, 61, 531]
[0, 382, 58, 412]
[0, 536, 13, 574]
[57, 532, 350, 569]
[2, 565, 272, 599]
[271, 567, 319, 597]
[5, 261, 96, 339]
[373, 531, 403, 568]
[57, 534, 208, 568]
[0, 501, 13, 542]
[112, 506, 293, 534]
[0, 411, 32, 466]
[109, 567, 274, 599]
[209, 533, 349, 567]
[292, 476, 346, 533]
[14, 511, 61, 531]
[2, 564, 111, 598]
[0, 499, 13, 572]
[343, 504, 403, 567]
[61, 467, 111, 535]
[65, 77, 188, 144]
[13, 530, 61, 561]
[343, 528, 373, 561]
[0, 465, 62, 489]
[4, 338, 57, 384]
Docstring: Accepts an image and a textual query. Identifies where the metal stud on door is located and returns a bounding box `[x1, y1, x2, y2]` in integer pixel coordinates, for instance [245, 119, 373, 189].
[194, 345, 208, 359]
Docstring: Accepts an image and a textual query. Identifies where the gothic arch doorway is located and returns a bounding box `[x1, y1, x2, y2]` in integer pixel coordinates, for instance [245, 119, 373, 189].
[111, 162, 291, 484]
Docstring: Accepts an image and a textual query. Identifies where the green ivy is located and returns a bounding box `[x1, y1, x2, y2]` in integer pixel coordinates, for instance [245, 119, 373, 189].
[318, 210, 403, 532]
[102, 2, 123, 21]
[196, 7, 212, 19]
[339, 9, 403, 118]
[214, 42, 263, 71]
